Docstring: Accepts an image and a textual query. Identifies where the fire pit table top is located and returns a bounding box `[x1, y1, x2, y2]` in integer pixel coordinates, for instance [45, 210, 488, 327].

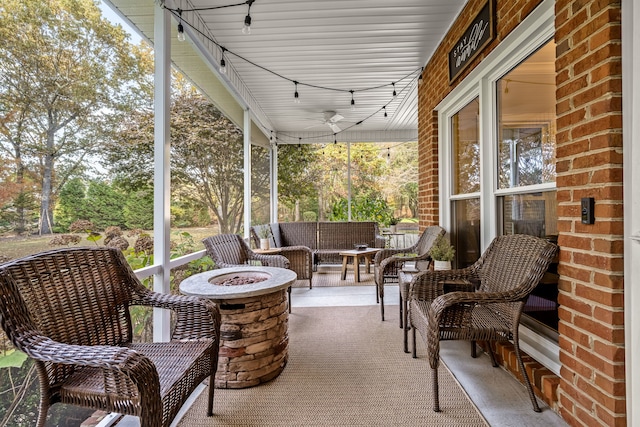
[179, 266, 297, 300]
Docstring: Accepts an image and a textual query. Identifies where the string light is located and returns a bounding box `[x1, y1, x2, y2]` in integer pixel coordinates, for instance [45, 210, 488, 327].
[293, 81, 300, 104]
[243, 0, 255, 34]
[163, 2, 423, 145]
[220, 47, 227, 74]
[177, 9, 185, 42]
[334, 134, 337, 144]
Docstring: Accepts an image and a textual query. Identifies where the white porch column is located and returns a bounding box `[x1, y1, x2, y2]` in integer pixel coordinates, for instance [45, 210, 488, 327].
[152, 3, 171, 342]
[347, 142, 352, 221]
[623, 0, 640, 423]
[270, 138, 278, 223]
[243, 109, 252, 239]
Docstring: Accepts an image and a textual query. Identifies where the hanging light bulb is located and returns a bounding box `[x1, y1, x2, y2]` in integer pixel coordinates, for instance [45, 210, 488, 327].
[177, 22, 186, 41]
[242, 0, 255, 34]
[383, 106, 388, 119]
[293, 81, 300, 104]
[298, 138, 302, 149]
[350, 90, 355, 111]
[220, 47, 227, 74]
[334, 134, 337, 144]
[418, 67, 424, 86]
[177, 9, 185, 42]
[392, 82, 397, 98]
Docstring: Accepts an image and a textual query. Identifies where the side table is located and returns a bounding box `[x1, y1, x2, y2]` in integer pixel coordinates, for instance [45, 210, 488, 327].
[339, 248, 381, 282]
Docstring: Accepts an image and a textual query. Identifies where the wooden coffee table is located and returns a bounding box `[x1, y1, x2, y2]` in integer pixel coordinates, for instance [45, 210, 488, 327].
[339, 248, 381, 282]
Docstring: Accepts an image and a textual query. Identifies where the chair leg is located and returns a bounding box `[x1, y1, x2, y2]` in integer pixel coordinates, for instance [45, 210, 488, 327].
[471, 340, 477, 358]
[399, 292, 403, 329]
[487, 344, 499, 367]
[35, 398, 49, 427]
[207, 372, 216, 416]
[380, 292, 385, 321]
[432, 367, 441, 412]
[412, 327, 417, 358]
[514, 341, 541, 412]
[403, 299, 410, 353]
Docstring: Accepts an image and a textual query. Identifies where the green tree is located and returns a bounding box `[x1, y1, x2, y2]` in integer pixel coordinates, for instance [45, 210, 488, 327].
[0, 0, 152, 234]
[106, 86, 265, 234]
[53, 177, 86, 232]
[83, 180, 125, 229]
[277, 144, 319, 221]
[124, 186, 154, 230]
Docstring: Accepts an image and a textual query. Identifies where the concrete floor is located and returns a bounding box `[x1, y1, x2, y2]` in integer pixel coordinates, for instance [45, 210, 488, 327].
[291, 277, 569, 427]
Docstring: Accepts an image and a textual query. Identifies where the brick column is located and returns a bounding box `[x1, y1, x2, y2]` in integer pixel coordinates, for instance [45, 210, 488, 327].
[554, 1, 625, 425]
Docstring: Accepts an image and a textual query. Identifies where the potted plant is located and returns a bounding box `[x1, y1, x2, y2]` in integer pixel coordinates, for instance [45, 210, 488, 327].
[429, 235, 455, 270]
[389, 217, 400, 233]
[257, 226, 272, 250]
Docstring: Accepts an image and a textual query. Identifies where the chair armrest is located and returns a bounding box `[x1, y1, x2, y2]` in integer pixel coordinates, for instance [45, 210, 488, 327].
[408, 268, 478, 301]
[374, 248, 407, 263]
[132, 289, 221, 341]
[277, 245, 312, 255]
[250, 253, 290, 269]
[19, 335, 161, 396]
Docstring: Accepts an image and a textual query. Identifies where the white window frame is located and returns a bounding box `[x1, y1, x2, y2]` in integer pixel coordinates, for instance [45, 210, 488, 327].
[436, 0, 560, 374]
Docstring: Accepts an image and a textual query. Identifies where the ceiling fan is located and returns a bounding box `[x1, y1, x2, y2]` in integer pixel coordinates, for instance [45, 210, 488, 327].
[305, 111, 345, 133]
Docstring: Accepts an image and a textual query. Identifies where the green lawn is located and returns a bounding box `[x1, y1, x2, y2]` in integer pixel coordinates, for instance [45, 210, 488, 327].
[0, 227, 217, 262]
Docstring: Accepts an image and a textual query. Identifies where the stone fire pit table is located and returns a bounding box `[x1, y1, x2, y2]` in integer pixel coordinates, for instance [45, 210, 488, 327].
[180, 266, 296, 389]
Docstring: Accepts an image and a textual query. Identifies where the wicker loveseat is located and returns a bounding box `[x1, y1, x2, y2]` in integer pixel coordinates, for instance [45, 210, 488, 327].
[251, 221, 385, 273]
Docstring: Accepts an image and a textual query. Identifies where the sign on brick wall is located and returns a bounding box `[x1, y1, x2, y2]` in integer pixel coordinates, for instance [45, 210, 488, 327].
[448, 0, 495, 83]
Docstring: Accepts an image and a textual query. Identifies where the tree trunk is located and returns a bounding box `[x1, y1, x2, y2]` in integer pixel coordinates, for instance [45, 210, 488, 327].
[39, 132, 56, 235]
[14, 155, 26, 235]
[294, 200, 300, 221]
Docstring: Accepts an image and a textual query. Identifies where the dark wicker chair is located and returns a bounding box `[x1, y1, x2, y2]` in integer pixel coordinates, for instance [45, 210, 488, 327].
[202, 234, 293, 311]
[409, 234, 558, 412]
[250, 224, 314, 288]
[0, 247, 221, 427]
[373, 225, 445, 321]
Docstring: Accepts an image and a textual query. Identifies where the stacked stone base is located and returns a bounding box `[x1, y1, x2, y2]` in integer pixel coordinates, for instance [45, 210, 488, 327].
[214, 288, 289, 388]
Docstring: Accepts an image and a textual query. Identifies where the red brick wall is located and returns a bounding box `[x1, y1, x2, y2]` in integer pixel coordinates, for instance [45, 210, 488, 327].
[554, 0, 624, 425]
[417, 0, 625, 425]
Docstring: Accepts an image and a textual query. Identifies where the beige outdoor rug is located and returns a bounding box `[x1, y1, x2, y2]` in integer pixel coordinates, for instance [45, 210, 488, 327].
[293, 266, 377, 287]
[179, 305, 488, 426]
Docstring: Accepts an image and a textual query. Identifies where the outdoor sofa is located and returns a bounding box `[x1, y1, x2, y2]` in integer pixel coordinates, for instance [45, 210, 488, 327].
[250, 221, 386, 281]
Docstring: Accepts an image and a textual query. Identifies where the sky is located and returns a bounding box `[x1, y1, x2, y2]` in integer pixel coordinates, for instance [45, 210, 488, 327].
[98, 1, 143, 45]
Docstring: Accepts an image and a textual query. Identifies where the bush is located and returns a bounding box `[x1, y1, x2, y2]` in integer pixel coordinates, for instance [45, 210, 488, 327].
[303, 211, 317, 221]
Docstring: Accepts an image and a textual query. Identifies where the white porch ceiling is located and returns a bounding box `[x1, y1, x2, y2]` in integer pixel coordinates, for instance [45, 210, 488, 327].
[105, 0, 467, 145]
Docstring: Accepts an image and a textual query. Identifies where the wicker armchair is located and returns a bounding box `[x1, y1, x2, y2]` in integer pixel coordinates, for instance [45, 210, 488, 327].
[250, 224, 314, 288]
[373, 226, 444, 321]
[202, 234, 293, 311]
[0, 247, 221, 427]
[409, 234, 558, 412]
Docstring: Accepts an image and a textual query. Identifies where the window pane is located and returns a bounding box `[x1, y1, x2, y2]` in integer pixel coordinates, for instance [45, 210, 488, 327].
[497, 42, 556, 189]
[451, 198, 480, 269]
[452, 98, 480, 195]
[500, 192, 559, 335]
